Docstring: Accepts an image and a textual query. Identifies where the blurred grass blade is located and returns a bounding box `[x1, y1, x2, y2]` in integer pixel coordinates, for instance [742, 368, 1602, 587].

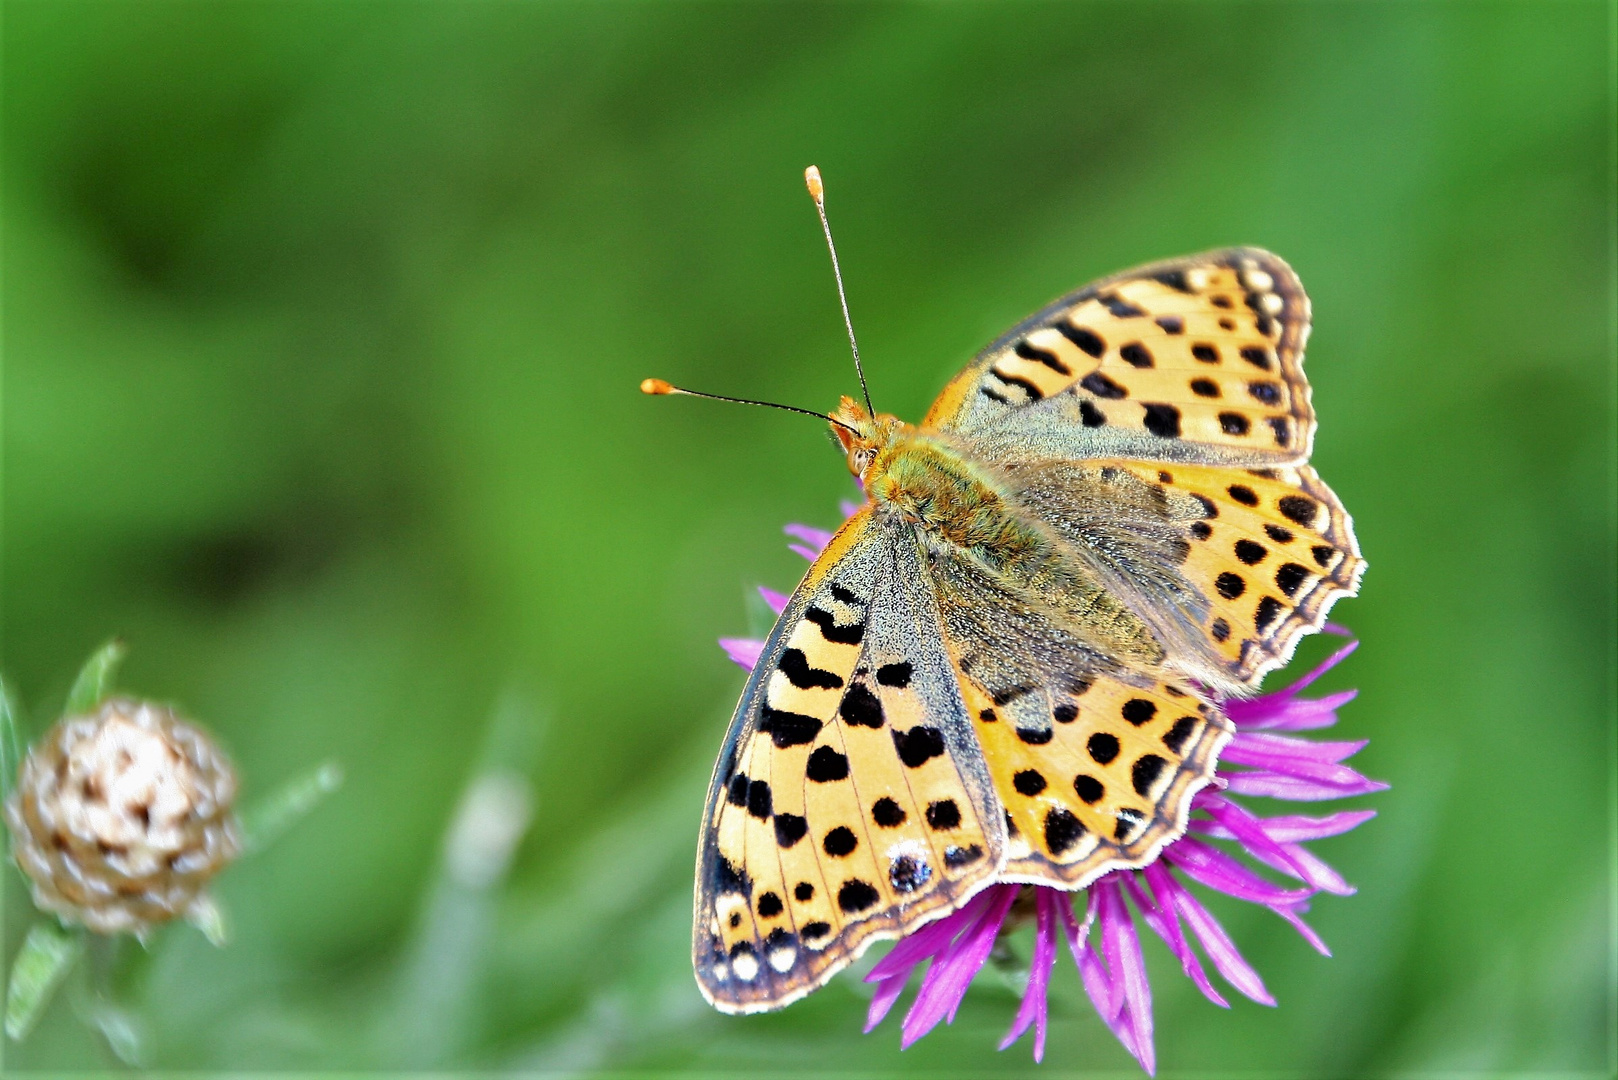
[186, 894, 230, 947]
[5, 922, 84, 1041]
[63, 639, 127, 717]
[0, 674, 23, 803]
[240, 759, 344, 854]
[84, 1003, 145, 1067]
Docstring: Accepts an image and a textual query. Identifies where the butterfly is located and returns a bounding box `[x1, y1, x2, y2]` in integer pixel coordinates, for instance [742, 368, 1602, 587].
[683, 245, 1363, 1014]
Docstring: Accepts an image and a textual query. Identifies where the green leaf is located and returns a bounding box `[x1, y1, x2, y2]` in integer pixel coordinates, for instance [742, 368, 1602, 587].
[63, 639, 128, 717]
[240, 759, 344, 854]
[0, 674, 23, 804]
[4, 921, 84, 1042]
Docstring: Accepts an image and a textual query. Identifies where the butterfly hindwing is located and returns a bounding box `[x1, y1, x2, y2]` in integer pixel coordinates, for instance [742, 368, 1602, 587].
[964, 672, 1230, 886]
[923, 248, 1314, 467]
[1001, 457, 1364, 693]
[695, 510, 1006, 1014]
[916, 537, 1232, 887]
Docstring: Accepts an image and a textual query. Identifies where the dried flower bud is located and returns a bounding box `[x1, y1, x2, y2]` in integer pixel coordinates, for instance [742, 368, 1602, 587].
[4, 699, 242, 935]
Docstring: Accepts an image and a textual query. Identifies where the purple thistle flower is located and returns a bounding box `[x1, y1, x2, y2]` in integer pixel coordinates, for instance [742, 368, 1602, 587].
[720, 519, 1384, 1073]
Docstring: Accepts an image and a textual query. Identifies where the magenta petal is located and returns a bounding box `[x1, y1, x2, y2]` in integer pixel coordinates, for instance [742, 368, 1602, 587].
[757, 586, 790, 614]
[783, 523, 835, 552]
[1247, 809, 1377, 842]
[900, 885, 1017, 1047]
[1165, 837, 1313, 906]
[1278, 638, 1359, 695]
[718, 637, 764, 672]
[1228, 689, 1358, 731]
[1276, 905, 1332, 956]
[865, 973, 910, 1032]
[839, 499, 863, 519]
[1227, 731, 1369, 764]
[999, 888, 1059, 1061]
[1218, 746, 1377, 789]
[1199, 797, 1314, 883]
[866, 890, 993, 984]
[1223, 770, 1389, 801]
[1098, 878, 1155, 1075]
[1157, 867, 1276, 1006]
[788, 543, 821, 562]
[1132, 865, 1228, 1008]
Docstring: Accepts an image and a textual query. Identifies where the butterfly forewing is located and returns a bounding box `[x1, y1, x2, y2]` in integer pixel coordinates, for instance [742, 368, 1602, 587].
[925, 249, 1314, 467]
[694, 510, 1006, 1014]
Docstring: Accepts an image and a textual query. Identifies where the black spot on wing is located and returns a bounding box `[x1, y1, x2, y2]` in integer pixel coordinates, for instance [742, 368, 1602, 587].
[1275, 562, 1310, 597]
[1099, 293, 1146, 318]
[760, 707, 822, 748]
[778, 648, 843, 690]
[1057, 322, 1106, 357]
[1013, 769, 1047, 796]
[829, 584, 860, 605]
[1014, 339, 1071, 374]
[892, 725, 946, 767]
[995, 372, 1047, 400]
[728, 773, 749, 806]
[1278, 495, 1319, 527]
[944, 844, 984, 868]
[1119, 343, 1154, 368]
[1240, 346, 1274, 370]
[1121, 699, 1157, 726]
[747, 779, 773, 819]
[1044, 807, 1086, 855]
[806, 745, 850, 782]
[1079, 400, 1107, 427]
[774, 813, 808, 848]
[839, 683, 884, 729]
[1142, 403, 1182, 438]
[875, 662, 912, 688]
[871, 797, 906, 827]
[1114, 807, 1146, 842]
[715, 855, 752, 895]
[822, 826, 858, 857]
[1162, 716, 1198, 754]
[1247, 381, 1282, 405]
[804, 606, 864, 645]
[1080, 372, 1128, 399]
[1219, 411, 1251, 435]
[1255, 595, 1284, 633]
[838, 879, 880, 914]
[1131, 755, 1167, 796]
[1152, 269, 1192, 292]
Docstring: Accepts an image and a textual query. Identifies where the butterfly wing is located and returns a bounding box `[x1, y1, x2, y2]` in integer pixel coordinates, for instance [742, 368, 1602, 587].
[694, 507, 1007, 1014]
[923, 248, 1314, 465]
[923, 248, 1362, 691]
[918, 535, 1232, 888]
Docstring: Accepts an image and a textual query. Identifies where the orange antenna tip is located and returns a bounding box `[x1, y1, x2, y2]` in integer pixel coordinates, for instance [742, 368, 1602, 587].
[804, 165, 824, 204]
[641, 378, 675, 395]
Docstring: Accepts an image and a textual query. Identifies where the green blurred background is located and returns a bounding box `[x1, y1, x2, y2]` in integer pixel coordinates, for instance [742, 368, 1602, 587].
[3, 1, 1613, 1073]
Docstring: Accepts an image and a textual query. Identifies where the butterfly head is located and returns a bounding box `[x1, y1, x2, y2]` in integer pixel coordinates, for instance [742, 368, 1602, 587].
[831, 395, 908, 483]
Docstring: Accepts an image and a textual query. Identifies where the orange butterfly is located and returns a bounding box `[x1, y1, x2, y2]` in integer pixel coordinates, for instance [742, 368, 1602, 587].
[646, 168, 1362, 1013]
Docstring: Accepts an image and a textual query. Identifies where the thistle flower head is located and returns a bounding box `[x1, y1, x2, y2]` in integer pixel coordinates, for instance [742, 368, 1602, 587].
[719, 515, 1384, 1072]
[4, 698, 242, 936]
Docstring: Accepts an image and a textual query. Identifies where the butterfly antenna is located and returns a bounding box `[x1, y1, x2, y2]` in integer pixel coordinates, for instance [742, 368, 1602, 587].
[804, 166, 874, 417]
[640, 378, 861, 436]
